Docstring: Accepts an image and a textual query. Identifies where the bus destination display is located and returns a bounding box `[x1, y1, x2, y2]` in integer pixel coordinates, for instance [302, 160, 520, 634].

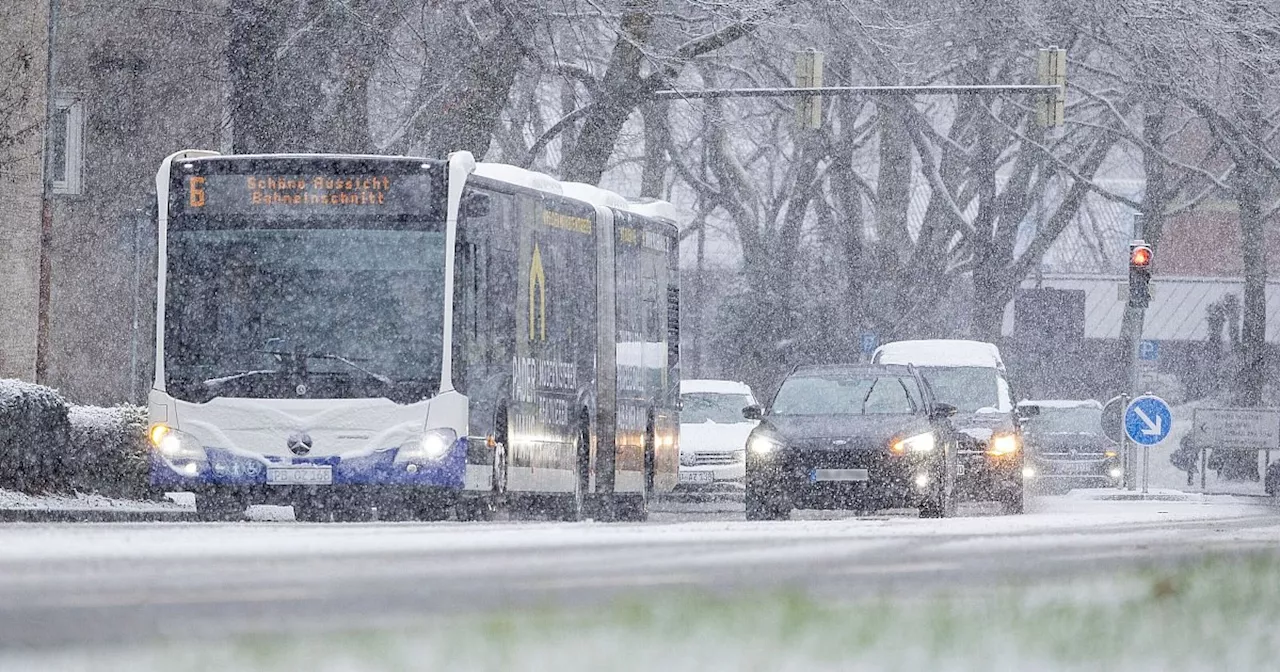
[182, 173, 433, 216]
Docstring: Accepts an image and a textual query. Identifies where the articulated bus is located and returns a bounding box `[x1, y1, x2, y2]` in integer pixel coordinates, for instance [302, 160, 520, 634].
[148, 150, 680, 522]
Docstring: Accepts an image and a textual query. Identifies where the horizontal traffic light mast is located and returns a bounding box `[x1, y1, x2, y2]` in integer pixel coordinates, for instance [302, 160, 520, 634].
[649, 84, 1064, 100]
[654, 47, 1067, 130]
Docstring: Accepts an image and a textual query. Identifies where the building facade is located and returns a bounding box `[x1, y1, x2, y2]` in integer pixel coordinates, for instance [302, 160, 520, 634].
[1, 1, 228, 403]
[0, 0, 51, 383]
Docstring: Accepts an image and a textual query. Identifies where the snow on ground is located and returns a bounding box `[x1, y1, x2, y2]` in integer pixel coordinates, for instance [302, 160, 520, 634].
[0, 489, 189, 513]
[6, 552, 1280, 672]
[0, 494, 1266, 564]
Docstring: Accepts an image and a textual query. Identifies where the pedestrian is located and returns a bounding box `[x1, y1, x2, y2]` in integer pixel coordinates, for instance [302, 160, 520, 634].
[1171, 434, 1198, 486]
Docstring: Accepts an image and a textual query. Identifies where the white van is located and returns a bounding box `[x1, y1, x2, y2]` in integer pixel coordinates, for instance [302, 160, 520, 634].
[872, 340, 1028, 514]
[677, 379, 759, 492]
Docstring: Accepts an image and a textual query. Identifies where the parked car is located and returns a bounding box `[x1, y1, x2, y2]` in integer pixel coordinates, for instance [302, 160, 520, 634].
[872, 340, 1031, 514]
[1018, 399, 1122, 493]
[743, 364, 959, 520]
[677, 380, 758, 494]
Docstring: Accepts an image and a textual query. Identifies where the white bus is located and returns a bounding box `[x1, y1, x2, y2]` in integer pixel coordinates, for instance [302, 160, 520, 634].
[148, 150, 680, 522]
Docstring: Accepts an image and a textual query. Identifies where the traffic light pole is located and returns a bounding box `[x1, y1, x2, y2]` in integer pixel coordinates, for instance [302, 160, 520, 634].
[1124, 237, 1154, 491]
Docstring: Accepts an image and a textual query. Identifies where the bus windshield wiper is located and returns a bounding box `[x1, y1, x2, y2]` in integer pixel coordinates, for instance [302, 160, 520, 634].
[203, 369, 280, 387]
[263, 350, 395, 386]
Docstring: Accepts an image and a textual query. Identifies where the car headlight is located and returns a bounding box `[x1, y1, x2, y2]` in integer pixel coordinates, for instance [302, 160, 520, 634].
[679, 451, 696, 467]
[148, 424, 206, 461]
[892, 432, 936, 454]
[748, 435, 781, 455]
[395, 428, 457, 463]
[988, 433, 1020, 456]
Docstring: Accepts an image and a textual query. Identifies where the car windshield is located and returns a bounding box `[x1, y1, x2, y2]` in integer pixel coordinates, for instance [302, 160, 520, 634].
[682, 393, 754, 423]
[771, 374, 920, 416]
[1025, 406, 1103, 435]
[164, 227, 446, 401]
[919, 366, 1004, 413]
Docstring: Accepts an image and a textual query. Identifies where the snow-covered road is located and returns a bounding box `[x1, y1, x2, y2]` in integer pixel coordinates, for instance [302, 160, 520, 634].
[0, 493, 1276, 653]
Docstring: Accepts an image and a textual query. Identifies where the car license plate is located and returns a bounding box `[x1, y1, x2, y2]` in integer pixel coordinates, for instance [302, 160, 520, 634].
[679, 471, 714, 484]
[266, 466, 333, 485]
[811, 468, 869, 482]
[1058, 461, 1096, 475]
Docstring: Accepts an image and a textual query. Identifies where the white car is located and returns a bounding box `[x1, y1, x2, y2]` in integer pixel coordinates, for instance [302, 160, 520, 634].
[678, 379, 759, 492]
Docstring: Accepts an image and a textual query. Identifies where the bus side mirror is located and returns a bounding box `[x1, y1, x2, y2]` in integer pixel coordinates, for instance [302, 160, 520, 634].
[743, 405, 763, 421]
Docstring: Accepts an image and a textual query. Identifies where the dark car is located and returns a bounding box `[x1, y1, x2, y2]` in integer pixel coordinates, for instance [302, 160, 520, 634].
[1019, 400, 1122, 493]
[742, 364, 959, 520]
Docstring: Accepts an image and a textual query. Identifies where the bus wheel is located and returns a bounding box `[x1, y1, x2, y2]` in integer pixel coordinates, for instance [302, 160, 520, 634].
[561, 409, 592, 522]
[194, 490, 245, 522]
[456, 496, 495, 522]
[492, 405, 510, 495]
[613, 494, 648, 522]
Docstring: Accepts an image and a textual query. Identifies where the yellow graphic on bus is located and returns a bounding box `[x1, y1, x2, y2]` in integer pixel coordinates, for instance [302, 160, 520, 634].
[529, 243, 547, 341]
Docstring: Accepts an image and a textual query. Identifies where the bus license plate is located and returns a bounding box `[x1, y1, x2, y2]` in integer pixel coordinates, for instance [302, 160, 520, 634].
[267, 466, 333, 485]
[811, 468, 869, 482]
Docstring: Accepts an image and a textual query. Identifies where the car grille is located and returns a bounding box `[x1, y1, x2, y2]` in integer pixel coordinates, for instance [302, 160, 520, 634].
[692, 451, 743, 466]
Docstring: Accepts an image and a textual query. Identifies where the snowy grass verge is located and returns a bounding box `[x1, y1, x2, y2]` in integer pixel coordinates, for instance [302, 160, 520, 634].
[9, 552, 1280, 671]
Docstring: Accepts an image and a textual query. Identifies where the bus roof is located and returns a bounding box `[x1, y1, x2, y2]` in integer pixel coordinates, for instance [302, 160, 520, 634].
[473, 162, 678, 222]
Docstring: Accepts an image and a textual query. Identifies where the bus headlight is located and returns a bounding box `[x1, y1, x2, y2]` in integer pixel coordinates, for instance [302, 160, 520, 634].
[396, 428, 457, 463]
[148, 424, 206, 461]
[892, 432, 936, 454]
[987, 434, 1020, 457]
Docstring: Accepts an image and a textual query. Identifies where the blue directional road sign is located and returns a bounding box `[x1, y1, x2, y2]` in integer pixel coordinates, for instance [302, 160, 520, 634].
[1139, 340, 1160, 361]
[1125, 395, 1172, 445]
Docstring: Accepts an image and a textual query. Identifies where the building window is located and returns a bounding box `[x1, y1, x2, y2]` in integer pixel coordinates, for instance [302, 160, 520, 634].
[50, 94, 84, 195]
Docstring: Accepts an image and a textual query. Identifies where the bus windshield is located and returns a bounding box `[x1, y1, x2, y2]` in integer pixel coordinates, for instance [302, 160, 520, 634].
[164, 226, 446, 402]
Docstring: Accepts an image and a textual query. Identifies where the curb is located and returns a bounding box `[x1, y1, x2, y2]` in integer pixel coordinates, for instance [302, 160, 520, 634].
[0, 508, 195, 523]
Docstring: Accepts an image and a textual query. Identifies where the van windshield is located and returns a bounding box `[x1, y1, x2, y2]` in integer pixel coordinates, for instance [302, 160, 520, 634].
[919, 367, 1006, 414]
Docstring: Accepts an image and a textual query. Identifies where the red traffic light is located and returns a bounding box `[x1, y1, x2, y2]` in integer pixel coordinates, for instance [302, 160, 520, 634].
[1130, 245, 1152, 268]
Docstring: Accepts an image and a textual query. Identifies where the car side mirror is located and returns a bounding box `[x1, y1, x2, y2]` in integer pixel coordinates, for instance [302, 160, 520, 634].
[931, 402, 958, 419]
[1017, 404, 1041, 419]
[742, 405, 763, 421]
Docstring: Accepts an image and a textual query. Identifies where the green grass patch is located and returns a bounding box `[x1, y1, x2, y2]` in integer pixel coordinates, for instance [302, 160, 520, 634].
[10, 553, 1280, 671]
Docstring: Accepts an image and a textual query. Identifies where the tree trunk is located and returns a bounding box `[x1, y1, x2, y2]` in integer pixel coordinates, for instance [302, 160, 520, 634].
[968, 95, 1002, 343]
[640, 100, 670, 197]
[227, 0, 287, 153]
[1234, 171, 1267, 407]
[559, 1, 655, 183]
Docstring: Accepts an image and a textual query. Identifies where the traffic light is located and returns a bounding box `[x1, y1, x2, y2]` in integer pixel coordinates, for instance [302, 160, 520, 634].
[1037, 47, 1066, 128]
[1128, 240, 1153, 308]
[795, 49, 824, 129]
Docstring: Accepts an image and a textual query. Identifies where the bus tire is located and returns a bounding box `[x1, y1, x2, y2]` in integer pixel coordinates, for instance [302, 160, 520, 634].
[493, 404, 510, 495]
[562, 408, 591, 522]
[613, 493, 648, 522]
[194, 490, 245, 522]
[456, 496, 496, 522]
[643, 411, 657, 499]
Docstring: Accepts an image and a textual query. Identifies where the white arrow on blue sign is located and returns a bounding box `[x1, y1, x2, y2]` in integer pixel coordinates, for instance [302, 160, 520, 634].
[1124, 395, 1172, 445]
